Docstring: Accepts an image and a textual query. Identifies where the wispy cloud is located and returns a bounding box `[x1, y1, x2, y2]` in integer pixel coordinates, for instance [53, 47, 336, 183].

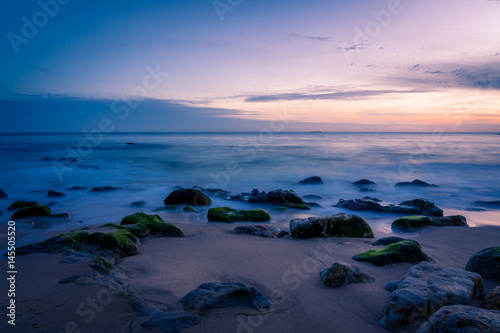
[283, 33, 330, 42]
[244, 88, 423, 102]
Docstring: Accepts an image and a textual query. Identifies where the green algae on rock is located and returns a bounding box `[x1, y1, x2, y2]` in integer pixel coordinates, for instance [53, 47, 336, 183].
[353, 241, 432, 266]
[207, 207, 271, 223]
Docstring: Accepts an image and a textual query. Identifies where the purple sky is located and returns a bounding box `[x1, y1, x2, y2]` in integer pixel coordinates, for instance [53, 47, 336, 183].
[1, 0, 499, 132]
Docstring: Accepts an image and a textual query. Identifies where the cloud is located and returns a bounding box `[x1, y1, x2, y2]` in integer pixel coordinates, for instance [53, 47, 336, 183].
[337, 43, 368, 51]
[244, 88, 423, 103]
[283, 34, 330, 42]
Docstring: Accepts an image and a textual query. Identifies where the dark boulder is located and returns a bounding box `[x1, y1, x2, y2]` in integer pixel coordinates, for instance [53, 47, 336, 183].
[416, 305, 500, 333]
[164, 188, 212, 206]
[0, 189, 7, 199]
[233, 189, 310, 209]
[392, 216, 434, 232]
[290, 213, 374, 239]
[466, 247, 500, 282]
[130, 201, 147, 208]
[353, 241, 432, 266]
[395, 179, 439, 187]
[335, 197, 444, 217]
[91, 186, 120, 192]
[47, 190, 66, 197]
[179, 281, 272, 316]
[483, 286, 500, 310]
[380, 262, 484, 329]
[232, 225, 287, 238]
[320, 263, 374, 288]
[353, 179, 375, 186]
[11, 203, 52, 219]
[299, 176, 323, 184]
[66, 186, 86, 191]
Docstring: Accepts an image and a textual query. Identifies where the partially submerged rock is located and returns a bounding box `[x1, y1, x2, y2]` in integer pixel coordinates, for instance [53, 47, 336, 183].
[466, 247, 500, 282]
[11, 203, 52, 219]
[353, 179, 375, 186]
[164, 188, 212, 206]
[416, 305, 500, 333]
[66, 186, 86, 191]
[179, 281, 272, 316]
[353, 241, 432, 266]
[290, 213, 374, 239]
[395, 179, 439, 187]
[232, 225, 287, 238]
[207, 207, 271, 223]
[379, 262, 484, 329]
[299, 176, 323, 184]
[130, 200, 146, 208]
[8, 200, 38, 210]
[320, 263, 374, 288]
[91, 186, 119, 192]
[483, 286, 500, 310]
[335, 197, 444, 217]
[0, 189, 7, 199]
[47, 190, 66, 197]
[183, 205, 198, 212]
[373, 237, 420, 247]
[232, 189, 310, 209]
[392, 216, 433, 231]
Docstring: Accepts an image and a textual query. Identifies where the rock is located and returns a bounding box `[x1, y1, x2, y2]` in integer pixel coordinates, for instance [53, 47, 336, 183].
[0, 189, 7, 199]
[353, 179, 375, 186]
[431, 215, 468, 227]
[59, 157, 80, 163]
[183, 206, 198, 212]
[466, 247, 500, 282]
[373, 237, 420, 247]
[41, 157, 55, 161]
[416, 305, 500, 333]
[91, 186, 119, 192]
[392, 216, 433, 231]
[140, 312, 202, 333]
[98, 229, 141, 257]
[290, 213, 374, 239]
[353, 241, 432, 266]
[303, 194, 323, 200]
[11, 203, 52, 219]
[120, 212, 184, 237]
[207, 207, 271, 223]
[130, 201, 146, 208]
[379, 262, 484, 329]
[58, 275, 95, 286]
[299, 176, 323, 184]
[484, 286, 500, 310]
[66, 186, 86, 191]
[359, 187, 375, 192]
[320, 263, 375, 288]
[47, 190, 66, 197]
[473, 201, 500, 209]
[8, 200, 37, 210]
[232, 225, 287, 238]
[335, 197, 444, 217]
[395, 179, 439, 187]
[233, 189, 310, 209]
[179, 281, 272, 315]
[126, 142, 135, 145]
[164, 188, 212, 206]
[307, 202, 321, 207]
[197, 187, 232, 200]
[89, 255, 114, 275]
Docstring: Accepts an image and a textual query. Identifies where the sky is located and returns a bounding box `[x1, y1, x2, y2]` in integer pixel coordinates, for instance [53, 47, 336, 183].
[0, 0, 499, 132]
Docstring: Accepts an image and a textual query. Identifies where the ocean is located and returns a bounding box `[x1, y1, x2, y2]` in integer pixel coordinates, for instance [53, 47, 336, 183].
[1, 132, 499, 246]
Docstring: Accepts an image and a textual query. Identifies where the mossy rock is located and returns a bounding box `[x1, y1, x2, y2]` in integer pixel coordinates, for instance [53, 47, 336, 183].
[11, 203, 52, 219]
[17, 230, 94, 255]
[392, 215, 433, 232]
[183, 206, 198, 212]
[290, 213, 374, 239]
[8, 200, 38, 210]
[120, 212, 184, 237]
[207, 207, 271, 223]
[273, 207, 288, 212]
[164, 188, 212, 206]
[89, 255, 115, 275]
[99, 229, 140, 257]
[353, 241, 432, 266]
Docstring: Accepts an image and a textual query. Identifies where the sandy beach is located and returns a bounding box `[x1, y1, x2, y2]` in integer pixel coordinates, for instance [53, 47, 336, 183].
[2, 219, 499, 333]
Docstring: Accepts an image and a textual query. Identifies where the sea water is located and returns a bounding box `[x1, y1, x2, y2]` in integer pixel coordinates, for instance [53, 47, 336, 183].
[1, 132, 499, 246]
